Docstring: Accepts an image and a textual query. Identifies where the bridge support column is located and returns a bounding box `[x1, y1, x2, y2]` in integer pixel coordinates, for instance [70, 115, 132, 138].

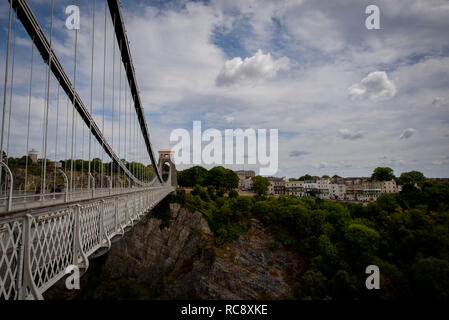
[157, 150, 177, 188]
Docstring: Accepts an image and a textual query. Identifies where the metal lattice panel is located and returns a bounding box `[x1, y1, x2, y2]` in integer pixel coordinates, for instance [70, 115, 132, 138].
[0, 186, 175, 299]
[128, 196, 135, 221]
[79, 203, 101, 256]
[0, 220, 23, 300]
[29, 210, 74, 291]
[117, 198, 127, 227]
[103, 199, 116, 237]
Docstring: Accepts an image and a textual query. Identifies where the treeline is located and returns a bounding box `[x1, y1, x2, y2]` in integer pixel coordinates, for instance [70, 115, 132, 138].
[5, 155, 154, 178]
[177, 166, 239, 191]
[173, 177, 449, 300]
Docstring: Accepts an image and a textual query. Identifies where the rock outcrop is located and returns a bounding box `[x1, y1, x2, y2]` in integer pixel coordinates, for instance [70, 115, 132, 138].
[45, 201, 301, 299]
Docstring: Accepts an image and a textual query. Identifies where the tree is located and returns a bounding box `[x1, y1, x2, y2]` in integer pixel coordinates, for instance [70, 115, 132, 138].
[177, 166, 208, 187]
[297, 270, 329, 299]
[251, 176, 270, 196]
[412, 257, 449, 300]
[344, 223, 380, 258]
[206, 166, 238, 191]
[322, 175, 330, 179]
[299, 174, 313, 181]
[398, 171, 426, 188]
[224, 168, 239, 190]
[228, 189, 238, 198]
[371, 167, 395, 181]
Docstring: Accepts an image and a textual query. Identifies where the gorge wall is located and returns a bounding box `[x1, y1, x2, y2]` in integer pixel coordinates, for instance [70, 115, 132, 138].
[45, 201, 301, 299]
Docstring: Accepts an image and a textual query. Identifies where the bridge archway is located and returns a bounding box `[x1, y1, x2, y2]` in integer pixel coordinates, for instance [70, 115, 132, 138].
[157, 151, 177, 187]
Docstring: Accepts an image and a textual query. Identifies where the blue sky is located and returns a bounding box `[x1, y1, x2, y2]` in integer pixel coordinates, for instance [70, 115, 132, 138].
[1, 0, 449, 178]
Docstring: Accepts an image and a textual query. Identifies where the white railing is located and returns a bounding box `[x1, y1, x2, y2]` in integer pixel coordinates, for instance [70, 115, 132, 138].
[0, 184, 162, 214]
[0, 185, 175, 300]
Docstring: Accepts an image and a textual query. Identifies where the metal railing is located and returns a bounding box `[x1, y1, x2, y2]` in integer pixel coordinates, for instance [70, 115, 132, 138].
[0, 185, 175, 300]
[0, 185, 160, 213]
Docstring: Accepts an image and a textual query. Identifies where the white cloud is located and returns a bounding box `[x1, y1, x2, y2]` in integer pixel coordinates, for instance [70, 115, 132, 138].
[224, 116, 234, 123]
[319, 162, 328, 169]
[348, 71, 397, 101]
[400, 128, 417, 139]
[337, 128, 364, 140]
[215, 49, 290, 87]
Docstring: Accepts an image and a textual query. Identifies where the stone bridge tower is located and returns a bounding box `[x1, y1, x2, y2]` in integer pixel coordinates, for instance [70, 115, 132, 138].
[157, 150, 177, 187]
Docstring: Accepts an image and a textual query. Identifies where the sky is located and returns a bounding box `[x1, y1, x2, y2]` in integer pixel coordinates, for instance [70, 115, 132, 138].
[1, 0, 449, 178]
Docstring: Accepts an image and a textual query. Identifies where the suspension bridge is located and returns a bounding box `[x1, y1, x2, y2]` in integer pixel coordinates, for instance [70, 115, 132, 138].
[0, 0, 177, 299]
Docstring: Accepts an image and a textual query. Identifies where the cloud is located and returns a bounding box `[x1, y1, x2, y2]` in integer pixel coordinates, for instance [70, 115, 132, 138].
[400, 128, 417, 139]
[348, 71, 397, 101]
[432, 97, 448, 107]
[319, 162, 329, 169]
[224, 116, 234, 123]
[215, 49, 290, 87]
[337, 128, 364, 140]
[289, 150, 309, 157]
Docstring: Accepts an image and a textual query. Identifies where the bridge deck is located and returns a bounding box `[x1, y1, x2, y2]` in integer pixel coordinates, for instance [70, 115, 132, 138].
[0, 186, 175, 300]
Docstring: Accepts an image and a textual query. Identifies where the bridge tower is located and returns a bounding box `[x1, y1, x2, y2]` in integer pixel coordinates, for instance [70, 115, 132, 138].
[158, 150, 177, 187]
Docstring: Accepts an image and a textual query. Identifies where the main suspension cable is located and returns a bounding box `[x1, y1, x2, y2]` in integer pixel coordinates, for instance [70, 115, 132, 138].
[88, 0, 96, 190]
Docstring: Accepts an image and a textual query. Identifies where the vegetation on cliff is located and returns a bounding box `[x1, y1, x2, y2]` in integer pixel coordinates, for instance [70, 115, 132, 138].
[175, 179, 449, 300]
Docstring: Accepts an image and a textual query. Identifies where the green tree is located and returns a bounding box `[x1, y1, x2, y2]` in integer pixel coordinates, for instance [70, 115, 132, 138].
[412, 257, 449, 300]
[228, 189, 238, 198]
[206, 166, 238, 191]
[297, 270, 329, 299]
[398, 171, 426, 188]
[330, 270, 357, 299]
[344, 223, 380, 258]
[371, 167, 395, 181]
[178, 166, 209, 187]
[251, 176, 270, 196]
[299, 174, 313, 181]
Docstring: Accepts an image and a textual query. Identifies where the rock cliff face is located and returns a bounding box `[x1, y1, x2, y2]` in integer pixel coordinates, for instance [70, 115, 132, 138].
[45, 201, 301, 299]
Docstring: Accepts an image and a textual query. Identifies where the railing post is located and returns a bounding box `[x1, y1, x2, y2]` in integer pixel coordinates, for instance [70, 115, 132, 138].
[99, 200, 105, 245]
[105, 176, 111, 196]
[114, 196, 118, 233]
[73, 205, 88, 270]
[57, 169, 68, 203]
[89, 173, 95, 198]
[0, 161, 13, 211]
[125, 194, 130, 224]
[19, 214, 42, 300]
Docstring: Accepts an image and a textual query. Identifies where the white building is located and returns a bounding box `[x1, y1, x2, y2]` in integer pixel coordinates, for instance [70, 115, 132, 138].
[381, 180, 398, 193]
[329, 182, 346, 200]
[285, 180, 304, 197]
[317, 179, 330, 199]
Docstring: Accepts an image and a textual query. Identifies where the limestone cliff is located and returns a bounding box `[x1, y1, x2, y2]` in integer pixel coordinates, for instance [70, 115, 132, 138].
[45, 201, 301, 299]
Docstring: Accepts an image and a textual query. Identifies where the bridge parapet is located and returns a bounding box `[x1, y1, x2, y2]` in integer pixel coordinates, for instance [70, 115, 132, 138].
[0, 186, 175, 300]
